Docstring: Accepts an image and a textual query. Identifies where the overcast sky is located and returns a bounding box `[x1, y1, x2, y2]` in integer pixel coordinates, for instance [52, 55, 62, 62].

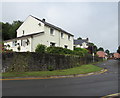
[1, 2, 118, 52]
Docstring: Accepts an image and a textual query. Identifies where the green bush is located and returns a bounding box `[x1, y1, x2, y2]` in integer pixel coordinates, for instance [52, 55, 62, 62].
[73, 50, 84, 56]
[73, 48, 89, 56]
[35, 45, 89, 56]
[35, 44, 46, 53]
[63, 48, 73, 55]
[46, 46, 73, 55]
[47, 47, 64, 54]
[46, 47, 89, 56]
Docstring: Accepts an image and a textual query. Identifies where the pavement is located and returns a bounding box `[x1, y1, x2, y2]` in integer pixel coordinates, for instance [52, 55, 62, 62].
[1, 59, 119, 96]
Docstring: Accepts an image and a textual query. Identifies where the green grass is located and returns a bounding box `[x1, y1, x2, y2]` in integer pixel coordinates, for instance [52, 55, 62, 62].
[1, 64, 103, 78]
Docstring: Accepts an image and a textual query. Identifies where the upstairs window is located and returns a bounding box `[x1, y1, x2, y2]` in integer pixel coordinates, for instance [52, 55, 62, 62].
[50, 42, 55, 47]
[61, 33, 64, 38]
[22, 30, 25, 36]
[68, 35, 70, 40]
[50, 28, 54, 35]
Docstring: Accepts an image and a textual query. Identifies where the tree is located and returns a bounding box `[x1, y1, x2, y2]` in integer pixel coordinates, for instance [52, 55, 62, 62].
[105, 49, 110, 55]
[86, 43, 97, 54]
[2, 22, 11, 40]
[9, 21, 23, 39]
[97, 47, 104, 51]
[2, 21, 23, 40]
[117, 46, 120, 53]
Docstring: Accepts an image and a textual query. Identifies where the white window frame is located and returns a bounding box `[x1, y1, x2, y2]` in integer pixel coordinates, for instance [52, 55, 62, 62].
[12, 40, 17, 47]
[50, 28, 54, 35]
[61, 33, 64, 38]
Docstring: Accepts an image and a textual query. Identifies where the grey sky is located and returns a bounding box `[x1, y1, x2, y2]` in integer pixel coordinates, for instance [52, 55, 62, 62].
[1, 2, 118, 52]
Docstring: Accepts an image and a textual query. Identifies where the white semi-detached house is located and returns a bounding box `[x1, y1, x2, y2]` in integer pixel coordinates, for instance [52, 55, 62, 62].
[4, 15, 74, 52]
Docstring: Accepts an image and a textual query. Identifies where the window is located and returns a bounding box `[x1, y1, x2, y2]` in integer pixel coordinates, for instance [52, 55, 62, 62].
[21, 39, 29, 47]
[50, 28, 54, 35]
[68, 35, 70, 40]
[21, 40, 22, 46]
[64, 45, 68, 49]
[61, 33, 64, 38]
[23, 30, 24, 35]
[38, 23, 41, 26]
[50, 42, 55, 47]
[12, 40, 17, 47]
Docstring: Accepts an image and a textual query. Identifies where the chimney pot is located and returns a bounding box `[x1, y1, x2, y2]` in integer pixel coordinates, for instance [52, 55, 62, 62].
[86, 38, 89, 41]
[42, 18, 45, 22]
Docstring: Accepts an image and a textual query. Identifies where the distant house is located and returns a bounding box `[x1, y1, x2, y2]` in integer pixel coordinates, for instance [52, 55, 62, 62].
[4, 15, 74, 52]
[96, 51, 107, 58]
[74, 38, 89, 48]
[113, 53, 120, 59]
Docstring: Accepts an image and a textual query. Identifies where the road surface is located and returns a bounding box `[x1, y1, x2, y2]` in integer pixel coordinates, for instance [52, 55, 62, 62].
[2, 60, 119, 96]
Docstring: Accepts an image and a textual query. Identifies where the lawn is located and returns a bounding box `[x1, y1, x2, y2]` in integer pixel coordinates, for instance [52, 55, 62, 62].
[2, 64, 103, 78]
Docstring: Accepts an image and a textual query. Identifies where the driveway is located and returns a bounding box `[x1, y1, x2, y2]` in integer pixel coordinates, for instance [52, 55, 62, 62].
[2, 59, 119, 96]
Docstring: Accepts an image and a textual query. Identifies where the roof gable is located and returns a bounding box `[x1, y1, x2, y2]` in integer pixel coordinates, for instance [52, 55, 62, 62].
[74, 39, 89, 45]
[30, 15, 74, 36]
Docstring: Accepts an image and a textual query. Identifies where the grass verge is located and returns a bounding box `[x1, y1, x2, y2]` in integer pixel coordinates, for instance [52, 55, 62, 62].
[1, 64, 103, 78]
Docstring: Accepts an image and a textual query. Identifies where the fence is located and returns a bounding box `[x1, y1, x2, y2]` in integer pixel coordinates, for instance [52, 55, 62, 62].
[2, 52, 102, 72]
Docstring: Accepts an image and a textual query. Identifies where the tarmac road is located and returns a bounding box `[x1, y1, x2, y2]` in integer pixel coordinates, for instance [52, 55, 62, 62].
[2, 59, 119, 96]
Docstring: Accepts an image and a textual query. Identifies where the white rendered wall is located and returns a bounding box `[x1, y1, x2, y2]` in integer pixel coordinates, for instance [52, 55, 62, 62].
[4, 37, 32, 52]
[32, 26, 73, 51]
[17, 16, 44, 37]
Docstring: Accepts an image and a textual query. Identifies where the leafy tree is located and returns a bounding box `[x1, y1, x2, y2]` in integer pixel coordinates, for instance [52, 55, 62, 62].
[105, 49, 110, 54]
[97, 47, 104, 51]
[9, 21, 23, 39]
[2, 21, 23, 40]
[2, 22, 11, 40]
[117, 46, 120, 53]
[35, 44, 46, 53]
[86, 43, 97, 54]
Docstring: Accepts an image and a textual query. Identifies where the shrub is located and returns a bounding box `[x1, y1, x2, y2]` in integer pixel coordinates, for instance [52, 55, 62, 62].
[35, 44, 46, 53]
[47, 47, 64, 54]
[63, 48, 73, 55]
[73, 50, 84, 56]
[73, 48, 89, 56]
[46, 46, 73, 55]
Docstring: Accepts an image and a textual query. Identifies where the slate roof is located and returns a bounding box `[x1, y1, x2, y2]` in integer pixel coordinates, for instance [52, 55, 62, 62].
[4, 32, 44, 42]
[30, 15, 74, 36]
[74, 39, 89, 45]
